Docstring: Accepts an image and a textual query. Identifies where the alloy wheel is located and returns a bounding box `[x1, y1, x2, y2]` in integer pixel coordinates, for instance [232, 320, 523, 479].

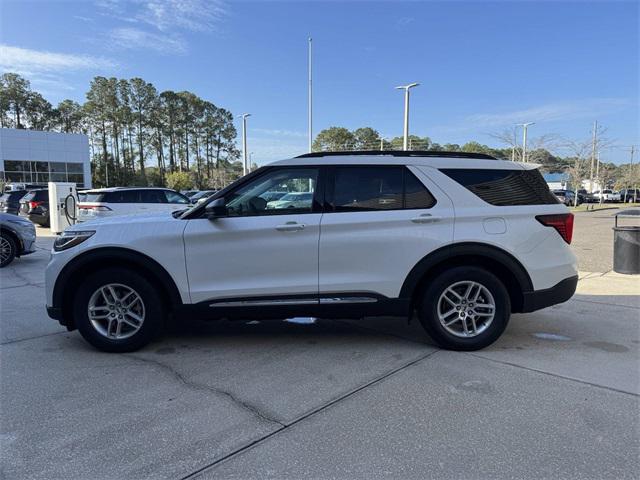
[437, 280, 496, 338]
[0, 236, 13, 265]
[87, 283, 145, 340]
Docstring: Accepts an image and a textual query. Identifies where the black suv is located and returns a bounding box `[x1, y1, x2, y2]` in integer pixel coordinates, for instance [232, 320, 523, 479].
[19, 189, 50, 227]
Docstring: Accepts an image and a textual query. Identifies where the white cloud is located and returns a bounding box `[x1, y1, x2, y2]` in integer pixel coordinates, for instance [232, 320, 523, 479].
[466, 98, 633, 127]
[0, 44, 117, 74]
[108, 27, 187, 54]
[99, 0, 228, 33]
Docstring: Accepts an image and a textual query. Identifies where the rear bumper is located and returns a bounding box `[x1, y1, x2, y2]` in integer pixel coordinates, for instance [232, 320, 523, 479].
[521, 275, 578, 313]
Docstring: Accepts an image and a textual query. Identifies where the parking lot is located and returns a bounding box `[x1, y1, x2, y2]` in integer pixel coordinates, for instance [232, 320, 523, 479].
[1, 210, 638, 479]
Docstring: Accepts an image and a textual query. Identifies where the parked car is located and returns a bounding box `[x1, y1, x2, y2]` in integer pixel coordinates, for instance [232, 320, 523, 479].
[0, 189, 28, 215]
[577, 189, 594, 203]
[19, 189, 50, 227]
[46, 151, 578, 353]
[181, 190, 200, 199]
[3, 183, 44, 193]
[189, 190, 217, 205]
[259, 191, 288, 203]
[77, 187, 192, 223]
[0, 213, 36, 267]
[266, 191, 314, 209]
[618, 188, 640, 203]
[592, 189, 621, 203]
[553, 190, 581, 206]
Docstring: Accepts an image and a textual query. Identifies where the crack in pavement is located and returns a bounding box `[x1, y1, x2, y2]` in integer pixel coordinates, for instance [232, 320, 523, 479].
[1, 268, 43, 289]
[1, 330, 67, 346]
[125, 353, 286, 427]
[181, 349, 441, 480]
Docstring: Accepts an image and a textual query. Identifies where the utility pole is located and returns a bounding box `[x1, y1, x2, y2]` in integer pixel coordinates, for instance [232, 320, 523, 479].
[241, 113, 251, 176]
[308, 37, 313, 153]
[395, 83, 419, 151]
[380, 138, 384, 150]
[516, 122, 534, 162]
[589, 120, 597, 193]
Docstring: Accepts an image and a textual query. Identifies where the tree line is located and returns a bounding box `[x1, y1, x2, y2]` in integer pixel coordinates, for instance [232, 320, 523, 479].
[312, 125, 639, 190]
[0, 72, 241, 189]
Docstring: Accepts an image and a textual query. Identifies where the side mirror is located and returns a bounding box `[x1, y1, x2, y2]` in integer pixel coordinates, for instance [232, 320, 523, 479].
[205, 197, 228, 219]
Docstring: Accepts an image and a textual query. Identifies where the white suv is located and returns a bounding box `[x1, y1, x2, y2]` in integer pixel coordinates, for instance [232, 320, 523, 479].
[45, 152, 578, 352]
[77, 187, 191, 222]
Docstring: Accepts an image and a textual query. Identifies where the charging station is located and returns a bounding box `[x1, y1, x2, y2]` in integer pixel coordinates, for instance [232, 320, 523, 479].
[48, 182, 79, 234]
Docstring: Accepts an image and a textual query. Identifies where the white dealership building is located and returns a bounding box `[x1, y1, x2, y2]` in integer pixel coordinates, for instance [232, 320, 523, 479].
[0, 128, 92, 188]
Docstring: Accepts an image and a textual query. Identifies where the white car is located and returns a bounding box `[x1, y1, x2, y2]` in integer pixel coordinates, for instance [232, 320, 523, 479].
[266, 191, 314, 210]
[77, 187, 191, 222]
[592, 189, 621, 203]
[46, 151, 578, 352]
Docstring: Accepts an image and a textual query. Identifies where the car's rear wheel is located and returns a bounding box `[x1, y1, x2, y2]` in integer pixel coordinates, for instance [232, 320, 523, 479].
[417, 266, 511, 351]
[73, 268, 165, 352]
[0, 232, 17, 268]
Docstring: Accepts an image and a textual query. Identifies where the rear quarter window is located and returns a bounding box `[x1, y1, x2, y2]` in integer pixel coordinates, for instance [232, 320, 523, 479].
[440, 168, 559, 206]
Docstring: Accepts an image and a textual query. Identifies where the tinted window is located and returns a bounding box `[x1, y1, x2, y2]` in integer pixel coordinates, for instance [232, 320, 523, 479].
[331, 166, 435, 212]
[6, 190, 27, 201]
[140, 190, 166, 203]
[103, 190, 139, 203]
[441, 168, 559, 206]
[333, 167, 403, 211]
[83, 192, 106, 202]
[404, 170, 436, 209]
[164, 190, 190, 204]
[226, 167, 318, 217]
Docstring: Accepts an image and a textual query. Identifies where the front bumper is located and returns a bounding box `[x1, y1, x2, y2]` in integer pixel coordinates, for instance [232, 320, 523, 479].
[521, 275, 578, 313]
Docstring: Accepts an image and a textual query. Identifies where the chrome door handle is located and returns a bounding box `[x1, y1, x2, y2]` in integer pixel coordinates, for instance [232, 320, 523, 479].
[411, 214, 441, 224]
[276, 221, 305, 232]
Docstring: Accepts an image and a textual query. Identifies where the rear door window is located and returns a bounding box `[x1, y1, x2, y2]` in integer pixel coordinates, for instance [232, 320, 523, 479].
[329, 166, 436, 212]
[440, 168, 559, 206]
[140, 190, 167, 204]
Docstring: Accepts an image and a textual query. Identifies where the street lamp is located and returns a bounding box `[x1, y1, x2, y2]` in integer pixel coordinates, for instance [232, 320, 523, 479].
[241, 113, 251, 175]
[516, 122, 535, 163]
[395, 83, 419, 151]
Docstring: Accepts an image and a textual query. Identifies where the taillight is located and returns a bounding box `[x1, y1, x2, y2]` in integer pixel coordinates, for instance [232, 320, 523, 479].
[536, 213, 574, 244]
[29, 200, 43, 209]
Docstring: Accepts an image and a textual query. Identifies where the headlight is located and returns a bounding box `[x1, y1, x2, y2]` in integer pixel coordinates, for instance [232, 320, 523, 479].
[53, 231, 95, 252]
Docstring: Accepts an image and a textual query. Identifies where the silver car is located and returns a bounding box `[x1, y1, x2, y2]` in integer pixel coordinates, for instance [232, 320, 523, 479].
[0, 213, 36, 267]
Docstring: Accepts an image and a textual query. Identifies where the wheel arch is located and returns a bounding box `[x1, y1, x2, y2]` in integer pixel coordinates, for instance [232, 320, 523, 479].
[400, 243, 534, 313]
[1, 226, 23, 253]
[53, 247, 184, 329]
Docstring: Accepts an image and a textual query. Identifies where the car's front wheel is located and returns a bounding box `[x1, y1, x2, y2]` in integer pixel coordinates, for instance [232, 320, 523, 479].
[417, 267, 511, 351]
[0, 232, 17, 268]
[73, 268, 165, 352]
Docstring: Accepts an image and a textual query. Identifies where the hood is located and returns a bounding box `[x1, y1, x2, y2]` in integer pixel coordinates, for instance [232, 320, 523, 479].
[67, 211, 177, 231]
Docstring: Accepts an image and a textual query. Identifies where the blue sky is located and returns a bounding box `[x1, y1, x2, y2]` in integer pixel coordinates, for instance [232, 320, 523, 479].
[1, 0, 638, 164]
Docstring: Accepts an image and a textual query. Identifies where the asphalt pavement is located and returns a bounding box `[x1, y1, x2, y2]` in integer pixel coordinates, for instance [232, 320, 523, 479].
[1, 218, 638, 479]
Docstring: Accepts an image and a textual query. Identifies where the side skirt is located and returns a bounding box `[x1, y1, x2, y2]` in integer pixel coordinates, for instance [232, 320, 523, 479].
[175, 293, 411, 322]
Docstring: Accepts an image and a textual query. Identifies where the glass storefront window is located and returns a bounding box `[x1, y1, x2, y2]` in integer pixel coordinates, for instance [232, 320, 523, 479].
[66, 162, 83, 173]
[35, 161, 49, 172]
[49, 162, 66, 173]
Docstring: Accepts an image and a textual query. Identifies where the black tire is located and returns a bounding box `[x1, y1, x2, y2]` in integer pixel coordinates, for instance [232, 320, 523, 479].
[73, 268, 165, 352]
[0, 232, 17, 268]
[417, 266, 511, 351]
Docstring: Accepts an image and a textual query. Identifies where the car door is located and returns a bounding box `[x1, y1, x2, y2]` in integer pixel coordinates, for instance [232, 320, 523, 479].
[319, 165, 454, 299]
[183, 166, 323, 304]
[138, 189, 169, 213]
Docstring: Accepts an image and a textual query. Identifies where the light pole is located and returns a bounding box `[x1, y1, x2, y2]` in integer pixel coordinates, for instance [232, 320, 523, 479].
[516, 122, 534, 162]
[308, 37, 313, 153]
[395, 83, 419, 151]
[241, 113, 251, 176]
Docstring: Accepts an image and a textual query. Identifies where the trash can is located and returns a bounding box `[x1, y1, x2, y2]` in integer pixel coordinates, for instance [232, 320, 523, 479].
[612, 209, 640, 274]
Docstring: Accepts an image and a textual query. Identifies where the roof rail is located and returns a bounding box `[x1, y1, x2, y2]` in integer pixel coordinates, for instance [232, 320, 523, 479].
[295, 150, 497, 160]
